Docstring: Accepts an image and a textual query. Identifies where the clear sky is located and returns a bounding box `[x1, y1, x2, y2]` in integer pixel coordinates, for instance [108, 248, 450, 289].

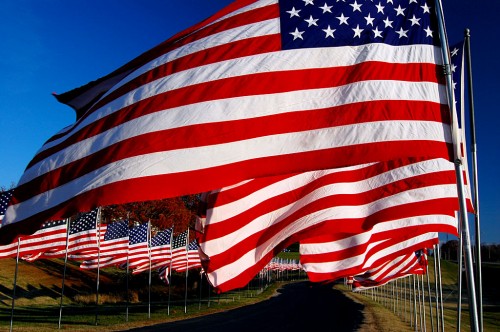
[0, 1, 498, 243]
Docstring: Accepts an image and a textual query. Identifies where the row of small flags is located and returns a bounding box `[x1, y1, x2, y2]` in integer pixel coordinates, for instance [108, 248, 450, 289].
[0, 201, 203, 282]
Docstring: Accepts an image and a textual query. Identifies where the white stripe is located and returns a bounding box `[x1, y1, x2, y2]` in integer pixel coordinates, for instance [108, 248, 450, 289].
[37, 42, 441, 157]
[202, 168, 456, 256]
[8, 122, 453, 223]
[22, 79, 447, 183]
[208, 158, 453, 222]
[302, 232, 437, 274]
[299, 215, 454, 254]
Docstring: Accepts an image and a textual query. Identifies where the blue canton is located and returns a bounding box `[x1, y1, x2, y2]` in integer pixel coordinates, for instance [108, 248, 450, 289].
[279, 0, 439, 50]
[129, 223, 148, 245]
[70, 208, 98, 234]
[104, 220, 129, 241]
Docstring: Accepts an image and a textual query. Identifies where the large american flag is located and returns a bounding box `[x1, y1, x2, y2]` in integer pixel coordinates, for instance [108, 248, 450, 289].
[198, 157, 459, 292]
[1, 0, 454, 242]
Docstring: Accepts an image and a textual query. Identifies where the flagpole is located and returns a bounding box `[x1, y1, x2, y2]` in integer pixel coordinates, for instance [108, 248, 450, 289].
[437, 244, 445, 332]
[147, 220, 151, 319]
[457, 217, 464, 332]
[435, 1, 479, 330]
[184, 229, 189, 314]
[465, 28, 483, 332]
[58, 218, 70, 330]
[167, 228, 173, 316]
[9, 238, 21, 332]
[95, 208, 102, 326]
[126, 213, 130, 322]
[426, 266, 435, 332]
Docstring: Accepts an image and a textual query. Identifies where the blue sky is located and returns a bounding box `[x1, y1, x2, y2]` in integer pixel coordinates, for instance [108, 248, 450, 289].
[0, 0, 498, 243]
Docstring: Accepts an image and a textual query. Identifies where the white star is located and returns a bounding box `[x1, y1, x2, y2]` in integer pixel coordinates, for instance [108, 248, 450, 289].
[453, 81, 457, 90]
[364, 13, 375, 26]
[451, 63, 457, 72]
[323, 25, 336, 38]
[373, 27, 383, 38]
[303, 0, 315, 6]
[451, 48, 459, 57]
[387, 0, 394, 4]
[383, 17, 393, 28]
[409, 15, 421, 26]
[424, 26, 433, 37]
[376, 2, 385, 14]
[394, 5, 406, 16]
[410, 0, 418, 3]
[286, 7, 301, 18]
[396, 27, 408, 38]
[304, 15, 319, 27]
[320, 3, 333, 13]
[352, 24, 363, 38]
[290, 28, 305, 40]
[336, 13, 349, 25]
[350, 1, 362, 12]
[421, 3, 431, 14]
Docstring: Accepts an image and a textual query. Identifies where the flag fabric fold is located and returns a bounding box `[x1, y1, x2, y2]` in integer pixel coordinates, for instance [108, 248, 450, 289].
[198, 157, 459, 292]
[1, 0, 454, 243]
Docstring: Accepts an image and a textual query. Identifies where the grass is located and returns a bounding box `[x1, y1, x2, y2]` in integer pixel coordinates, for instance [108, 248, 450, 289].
[1, 254, 498, 331]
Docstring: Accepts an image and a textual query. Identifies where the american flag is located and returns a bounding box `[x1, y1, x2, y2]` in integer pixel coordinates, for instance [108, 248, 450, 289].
[170, 230, 189, 272]
[0, 190, 13, 222]
[37, 208, 99, 260]
[80, 220, 129, 269]
[300, 227, 439, 283]
[175, 240, 202, 272]
[351, 249, 429, 291]
[128, 222, 150, 271]
[18, 220, 68, 261]
[133, 227, 173, 274]
[2, 0, 454, 243]
[198, 157, 459, 292]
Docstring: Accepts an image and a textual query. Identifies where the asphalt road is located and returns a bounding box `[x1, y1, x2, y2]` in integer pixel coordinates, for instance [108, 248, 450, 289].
[124, 281, 364, 332]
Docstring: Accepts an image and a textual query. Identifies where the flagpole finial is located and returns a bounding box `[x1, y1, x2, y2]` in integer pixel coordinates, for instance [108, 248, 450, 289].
[464, 28, 470, 37]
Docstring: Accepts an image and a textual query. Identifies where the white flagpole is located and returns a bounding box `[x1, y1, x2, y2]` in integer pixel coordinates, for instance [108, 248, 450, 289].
[147, 220, 151, 319]
[95, 207, 102, 326]
[465, 28, 483, 332]
[457, 216, 464, 332]
[435, 1, 479, 331]
[437, 244, 445, 332]
[9, 237, 21, 332]
[433, 245, 441, 332]
[167, 227, 174, 316]
[184, 229, 189, 314]
[58, 218, 70, 330]
[427, 264, 436, 332]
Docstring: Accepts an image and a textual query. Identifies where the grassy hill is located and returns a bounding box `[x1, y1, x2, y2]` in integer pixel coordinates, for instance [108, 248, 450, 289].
[1, 255, 498, 331]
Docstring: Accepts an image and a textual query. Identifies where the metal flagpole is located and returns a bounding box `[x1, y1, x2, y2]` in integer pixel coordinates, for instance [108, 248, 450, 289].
[427, 267, 436, 332]
[465, 28, 483, 332]
[421, 275, 427, 332]
[435, 1, 479, 331]
[417, 274, 423, 332]
[167, 228, 174, 315]
[147, 220, 151, 319]
[198, 272, 203, 310]
[9, 238, 21, 332]
[457, 218, 464, 332]
[184, 229, 189, 314]
[413, 275, 418, 331]
[126, 256, 129, 322]
[95, 208, 102, 326]
[58, 218, 70, 330]
[437, 244, 445, 332]
[433, 245, 441, 332]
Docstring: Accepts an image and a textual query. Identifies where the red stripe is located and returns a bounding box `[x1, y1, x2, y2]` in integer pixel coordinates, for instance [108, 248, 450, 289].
[29, 61, 443, 168]
[17, 100, 450, 203]
[2, 141, 453, 244]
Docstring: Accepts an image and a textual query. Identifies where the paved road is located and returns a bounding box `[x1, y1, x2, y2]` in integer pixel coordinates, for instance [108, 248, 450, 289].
[124, 281, 365, 332]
